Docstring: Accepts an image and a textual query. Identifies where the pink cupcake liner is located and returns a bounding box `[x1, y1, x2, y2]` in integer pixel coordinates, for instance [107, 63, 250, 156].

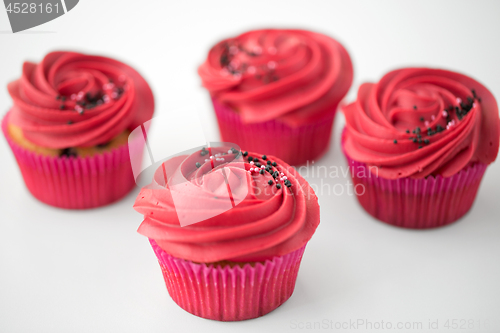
[212, 97, 336, 165]
[149, 239, 306, 321]
[341, 133, 488, 229]
[2, 113, 143, 209]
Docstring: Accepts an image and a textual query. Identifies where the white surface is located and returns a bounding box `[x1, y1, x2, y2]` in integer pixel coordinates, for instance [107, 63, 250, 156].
[1, 1, 500, 332]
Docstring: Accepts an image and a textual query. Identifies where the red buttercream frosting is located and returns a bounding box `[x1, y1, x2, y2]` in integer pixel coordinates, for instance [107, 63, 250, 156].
[198, 29, 353, 127]
[7, 51, 154, 148]
[343, 68, 500, 179]
[133, 148, 320, 263]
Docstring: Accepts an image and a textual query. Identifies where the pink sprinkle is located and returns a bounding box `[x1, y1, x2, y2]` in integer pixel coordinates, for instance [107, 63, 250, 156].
[261, 165, 265, 169]
[267, 61, 277, 70]
[473, 103, 477, 108]
[247, 66, 256, 74]
[210, 156, 214, 160]
[424, 121, 430, 127]
[111, 92, 118, 99]
[227, 149, 233, 154]
[280, 172, 284, 176]
[283, 176, 287, 180]
[103, 83, 115, 90]
[75, 105, 84, 114]
[431, 115, 435, 120]
[229, 59, 240, 69]
[70, 94, 76, 100]
[103, 95, 111, 103]
[253, 46, 262, 55]
[229, 46, 239, 55]
[442, 110, 448, 118]
[456, 97, 462, 104]
[250, 161, 254, 165]
[268, 46, 277, 55]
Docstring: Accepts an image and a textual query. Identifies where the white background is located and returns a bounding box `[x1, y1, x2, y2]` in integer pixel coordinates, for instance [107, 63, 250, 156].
[1, 1, 500, 332]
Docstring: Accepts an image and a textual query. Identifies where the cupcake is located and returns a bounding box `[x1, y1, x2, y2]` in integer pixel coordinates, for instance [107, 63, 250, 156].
[198, 29, 353, 165]
[134, 146, 320, 321]
[2, 51, 154, 209]
[342, 68, 500, 229]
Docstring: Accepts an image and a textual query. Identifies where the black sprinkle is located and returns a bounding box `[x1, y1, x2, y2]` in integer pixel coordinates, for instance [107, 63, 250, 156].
[472, 89, 477, 98]
[61, 96, 66, 101]
[60, 148, 77, 158]
[412, 138, 417, 143]
[418, 146, 423, 149]
[67, 121, 73, 125]
[96, 142, 109, 148]
[253, 158, 259, 163]
[262, 155, 267, 160]
[424, 139, 430, 144]
[255, 162, 261, 168]
[248, 156, 254, 162]
[55, 95, 60, 100]
[393, 140, 397, 144]
[413, 105, 417, 110]
[259, 169, 264, 175]
[195, 162, 201, 168]
[436, 125, 444, 132]
[59, 105, 65, 110]
[272, 162, 277, 167]
[406, 129, 410, 134]
[220, 54, 229, 67]
[416, 127, 421, 133]
[420, 117, 424, 122]
[242, 151, 248, 157]
[268, 180, 273, 185]
[267, 160, 271, 165]
[276, 183, 282, 189]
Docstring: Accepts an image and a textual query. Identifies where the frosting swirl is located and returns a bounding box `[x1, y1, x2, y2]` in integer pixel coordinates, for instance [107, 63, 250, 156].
[7, 51, 154, 148]
[134, 148, 320, 263]
[198, 29, 353, 126]
[343, 68, 500, 179]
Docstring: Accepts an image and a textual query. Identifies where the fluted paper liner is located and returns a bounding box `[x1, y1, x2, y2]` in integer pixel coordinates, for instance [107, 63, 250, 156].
[149, 239, 306, 321]
[212, 97, 335, 165]
[341, 130, 488, 228]
[2, 112, 143, 209]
